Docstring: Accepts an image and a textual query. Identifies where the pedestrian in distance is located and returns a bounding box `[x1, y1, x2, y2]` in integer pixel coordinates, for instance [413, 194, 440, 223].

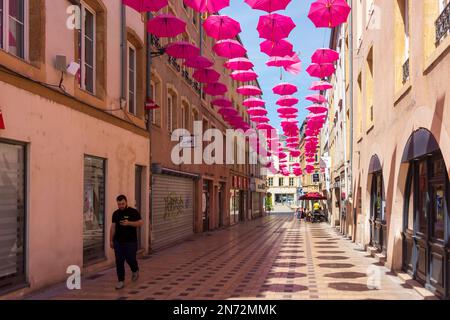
[110, 195, 144, 290]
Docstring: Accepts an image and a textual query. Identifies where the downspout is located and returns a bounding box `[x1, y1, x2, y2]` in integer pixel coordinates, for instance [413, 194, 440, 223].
[349, 0, 355, 242]
[146, 12, 153, 253]
[120, 3, 127, 104]
[341, 23, 349, 237]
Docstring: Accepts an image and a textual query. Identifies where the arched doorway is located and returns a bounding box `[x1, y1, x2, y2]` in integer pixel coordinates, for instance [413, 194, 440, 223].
[401, 128, 450, 298]
[368, 155, 386, 254]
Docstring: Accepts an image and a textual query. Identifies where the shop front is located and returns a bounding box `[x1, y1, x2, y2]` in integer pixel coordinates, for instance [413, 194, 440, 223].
[250, 178, 266, 219]
[230, 175, 248, 224]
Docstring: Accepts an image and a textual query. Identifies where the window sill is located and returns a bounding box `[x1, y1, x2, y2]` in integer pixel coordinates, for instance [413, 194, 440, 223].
[423, 34, 450, 75]
[394, 81, 412, 106]
[0, 50, 45, 82]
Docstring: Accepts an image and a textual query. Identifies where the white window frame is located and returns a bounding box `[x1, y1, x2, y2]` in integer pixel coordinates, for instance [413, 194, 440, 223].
[167, 93, 173, 133]
[127, 42, 137, 115]
[80, 2, 96, 95]
[404, 0, 410, 62]
[0, 0, 29, 60]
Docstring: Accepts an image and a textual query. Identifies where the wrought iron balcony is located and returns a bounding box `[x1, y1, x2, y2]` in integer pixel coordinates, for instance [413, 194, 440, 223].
[436, 2, 450, 43]
[402, 58, 410, 84]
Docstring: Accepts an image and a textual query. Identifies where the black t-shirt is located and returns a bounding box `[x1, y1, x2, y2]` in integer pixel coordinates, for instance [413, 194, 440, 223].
[112, 207, 141, 244]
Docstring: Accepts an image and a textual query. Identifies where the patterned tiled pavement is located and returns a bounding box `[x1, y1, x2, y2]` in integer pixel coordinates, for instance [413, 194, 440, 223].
[29, 214, 425, 300]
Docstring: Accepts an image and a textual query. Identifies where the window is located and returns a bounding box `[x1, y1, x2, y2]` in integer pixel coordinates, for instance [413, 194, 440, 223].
[268, 178, 273, 186]
[167, 94, 173, 133]
[83, 155, 106, 265]
[366, 47, 374, 125]
[0, 141, 26, 289]
[0, 0, 27, 59]
[79, 3, 96, 94]
[289, 178, 295, 187]
[279, 178, 284, 186]
[128, 44, 136, 115]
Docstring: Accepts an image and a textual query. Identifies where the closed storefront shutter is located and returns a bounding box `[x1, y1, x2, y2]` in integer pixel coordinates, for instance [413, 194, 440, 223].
[252, 192, 261, 218]
[152, 174, 194, 250]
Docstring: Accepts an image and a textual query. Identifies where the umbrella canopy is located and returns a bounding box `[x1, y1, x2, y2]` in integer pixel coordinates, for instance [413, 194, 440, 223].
[193, 68, 220, 83]
[225, 58, 254, 71]
[257, 13, 296, 41]
[123, 0, 168, 12]
[312, 48, 340, 64]
[166, 41, 200, 59]
[276, 95, 299, 107]
[203, 82, 228, 96]
[299, 192, 327, 201]
[273, 82, 298, 95]
[257, 123, 273, 130]
[290, 150, 301, 157]
[306, 63, 336, 78]
[213, 39, 247, 59]
[306, 105, 329, 114]
[245, 0, 292, 13]
[305, 94, 327, 104]
[308, 0, 352, 28]
[183, 0, 230, 13]
[279, 113, 298, 119]
[243, 97, 265, 108]
[247, 107, 268, 116]
[203, 15, 241, 40]
[284, 52, 302, 75]
[277, 106, 298, 114]
[260, 39, 294, 57]
[250, 116, 270, 123]
[266, 56, 296, 68]
[309, 80, 333, 91]
[147, 14, 186, 38]
[237, 85, 262, 96]
[184, 56, 214, 69]
[230, 70, 258, 82]
[212, 98, 233, 108]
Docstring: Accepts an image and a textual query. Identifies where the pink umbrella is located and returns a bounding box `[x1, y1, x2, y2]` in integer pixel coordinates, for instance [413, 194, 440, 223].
[279, 113, 298, 119]
[243, 98, 265, 108]
[251, 116, 270, 123]
[245, 0, 292, 13]
[218, 107, 237, 116]
[213, 39, 247, 59]
[279, 152, 287, 159]
[266, 56, 296, 68]
[166, 41, 200, 59]
[307, 105, 329, 114]
[260, 39, 294, 57]
[277, 96, 299, 107]
[225, 58, 254, 71]
[183, 0, 230, 13]
[247, 107, 268, 116]
[203, 15, 241, 40]
[184, 56, 214, 69]
[237, 85, 262, 96]
[273, 83, 297, 95]
[305, 94, 327, 104]
[290, 150, 301, 157]
[306, 63, 336, 78]
[212, 98, 233, 108]
[312, 48, 340, 64]
[230, 70, 258, 82]
[147, 14, 186, 38]
[284, 52, 302, 75]
[123, 0, 168, 12]
[257, 14, 296, 41]
[193, 68, 220, 83]
[309, 80, 333, 91]
[257, 123, 273, 130]
[308, 0, 352, 28]
[277, 106, 298, 114]
[203, 82, 228, 96]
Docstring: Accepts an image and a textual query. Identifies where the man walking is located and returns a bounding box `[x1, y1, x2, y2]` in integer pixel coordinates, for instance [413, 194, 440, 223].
[110, 195, 143, 290]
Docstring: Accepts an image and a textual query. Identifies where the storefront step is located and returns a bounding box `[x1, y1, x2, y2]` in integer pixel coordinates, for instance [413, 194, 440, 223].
[396, 273, 439, 300]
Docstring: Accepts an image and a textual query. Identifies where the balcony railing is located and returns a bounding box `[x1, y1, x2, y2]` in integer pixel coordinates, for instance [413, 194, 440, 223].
[402, 58, 410, 84]
[436, 2, 450, 43]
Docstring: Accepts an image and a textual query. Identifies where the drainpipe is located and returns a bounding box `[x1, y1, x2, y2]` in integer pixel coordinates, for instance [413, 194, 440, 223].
[349, 0, 355, 242]
[120, 3, 127, 105]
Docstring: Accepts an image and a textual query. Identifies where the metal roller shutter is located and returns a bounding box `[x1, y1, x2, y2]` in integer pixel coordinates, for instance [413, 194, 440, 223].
[151, 174, 194, 250]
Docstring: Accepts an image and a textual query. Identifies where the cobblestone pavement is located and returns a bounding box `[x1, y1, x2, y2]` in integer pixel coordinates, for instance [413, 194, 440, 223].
[29, 214, 425, 300]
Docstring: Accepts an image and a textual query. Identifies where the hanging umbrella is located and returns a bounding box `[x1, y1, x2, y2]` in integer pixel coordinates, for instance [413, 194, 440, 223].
[247, 107, 268, 116]
[309, 80, 333, 91]
[230, 70, 258, 82]
[257, 13, 296, 41]
[243, 97, 265, 108]
[277, 106, 298, 114]
[306, 63, 336, 78]
[308, 0, 352, 28]
[203, 15, 241, 40]
[284, 52, 302, 75]
[257, 123, 273, 130]
[273, 82, 297, 95]
[312, 48, 340, 64]
[166, 41, 200, 59]
[279, 113, 298, 119]
[123, 0, 168, 12]
[237, 85, 262, 96]
[277, 95, 299, 107]
[250, 116, 270, 123]
[225, 58, 254, 71]
[266, 56, 296, 68]
[306, 104, 329, 114]
[193, 68, 220, 83]
[305, 94, 327, 104]
[183, 0, 230, 13]
[212, 98, 233, 108]
[147, 14, 186, 38]
[218, 108, 238, 117]
[184, 56, 214, 69]
[213, 39, 247, 59]
[245, 0, 292, 13]
[260, 39, 294, 57]
[290, 150, 301, 157]
[203, 82, 228, 96]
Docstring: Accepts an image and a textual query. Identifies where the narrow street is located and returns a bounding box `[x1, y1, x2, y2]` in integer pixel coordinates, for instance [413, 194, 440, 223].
[29, 215, 424, 300]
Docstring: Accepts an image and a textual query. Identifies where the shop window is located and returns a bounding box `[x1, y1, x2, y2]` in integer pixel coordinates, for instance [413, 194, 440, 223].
[0, 0, 27, 59]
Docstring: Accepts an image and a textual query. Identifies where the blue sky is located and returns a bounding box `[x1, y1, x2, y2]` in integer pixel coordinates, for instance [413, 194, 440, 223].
[221, 0, 331, 131]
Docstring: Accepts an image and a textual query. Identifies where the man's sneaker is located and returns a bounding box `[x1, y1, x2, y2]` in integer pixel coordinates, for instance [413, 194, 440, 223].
[115, 281, 125, 290]
[132, 271, 139, 282]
